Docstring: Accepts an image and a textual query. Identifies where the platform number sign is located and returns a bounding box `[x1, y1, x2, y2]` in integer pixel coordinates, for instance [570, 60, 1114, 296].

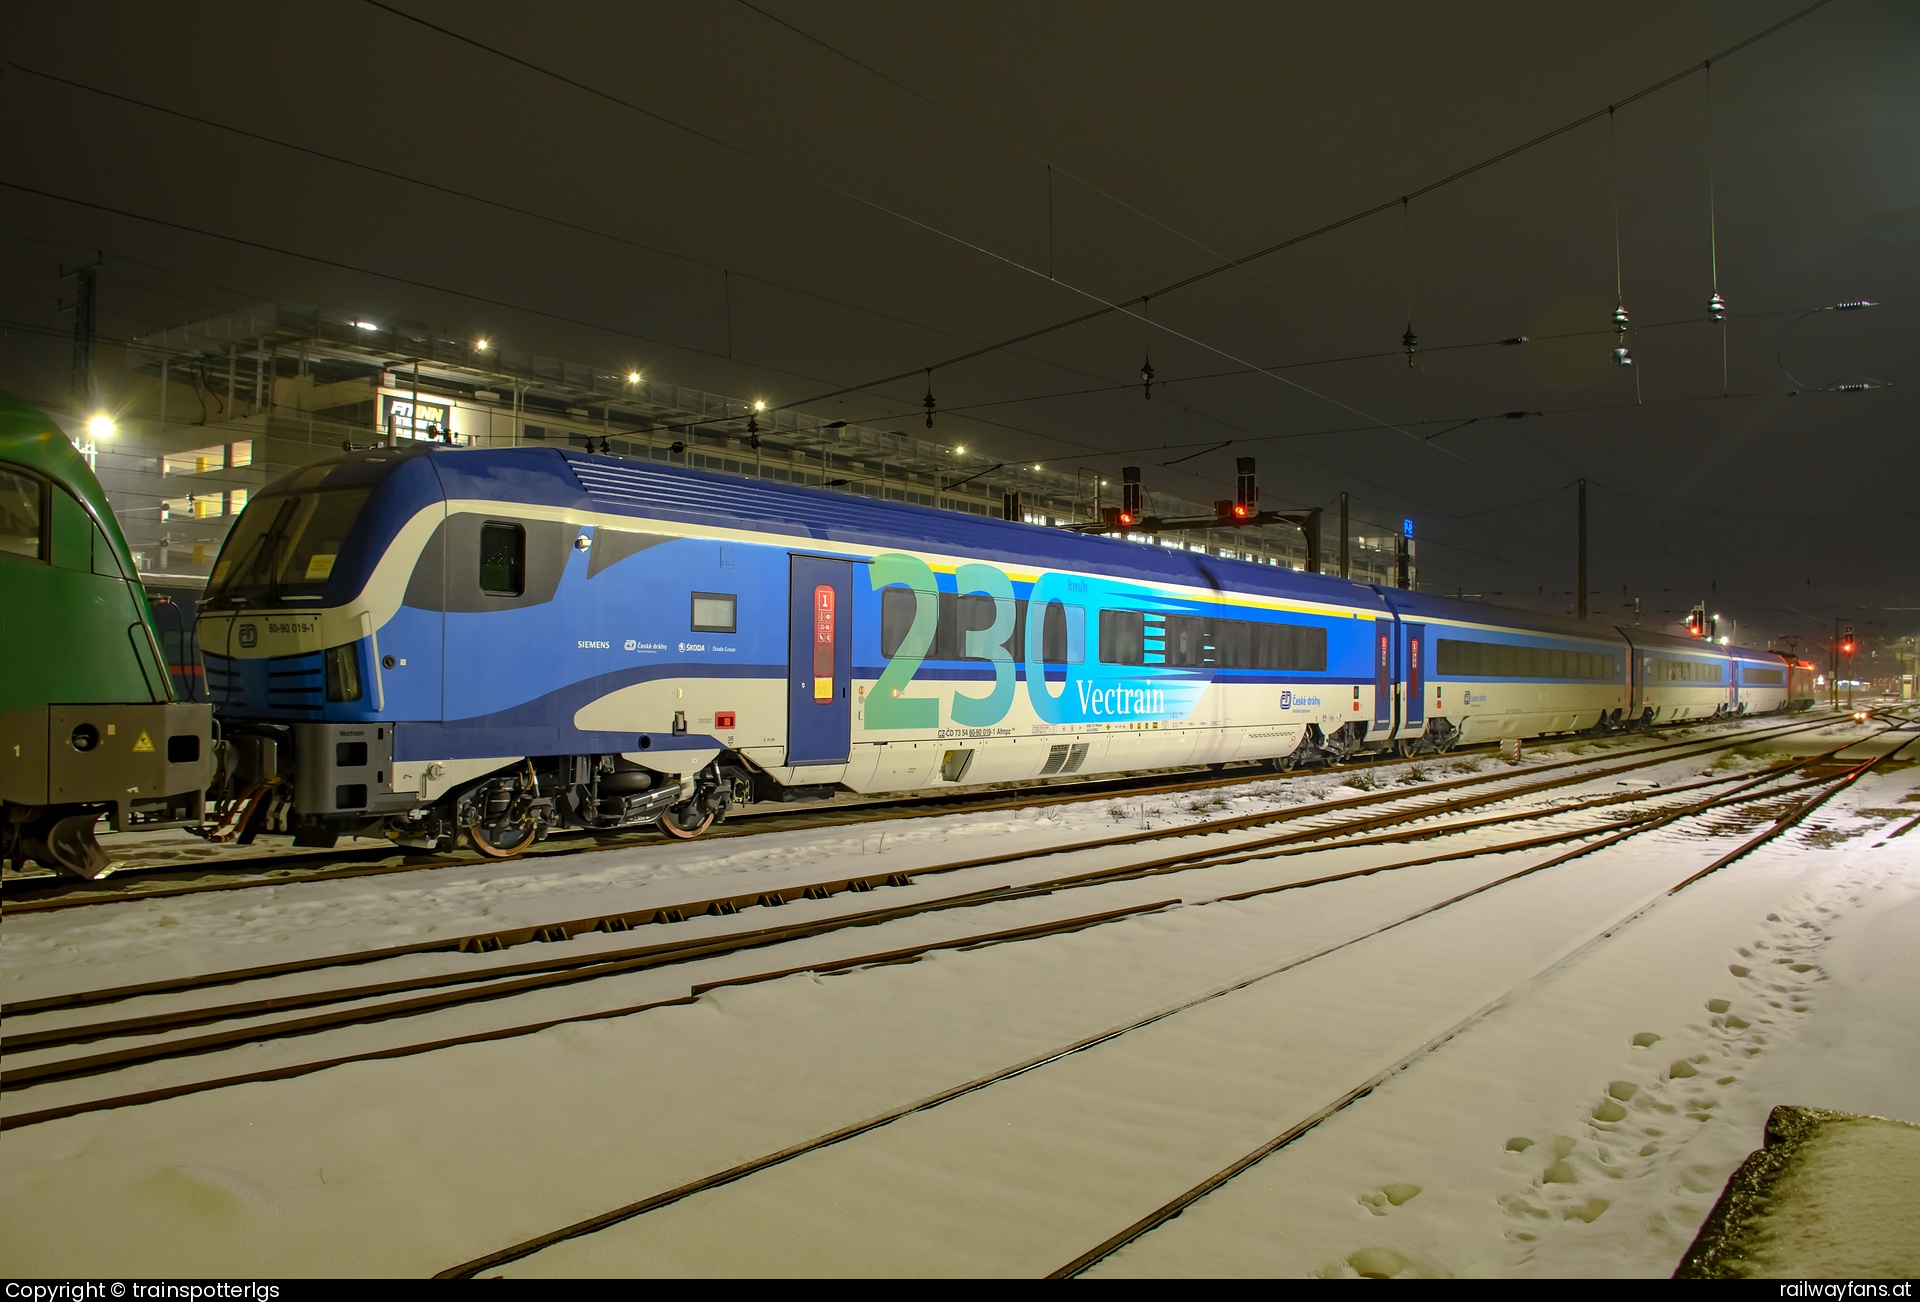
[813, 585, 836, 702]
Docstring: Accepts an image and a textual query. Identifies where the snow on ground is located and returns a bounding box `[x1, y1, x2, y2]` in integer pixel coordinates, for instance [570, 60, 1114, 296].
[0, 713, 1910, 1278]
[0, 721, 1814, 1108]
[1093, 761, 1920, 1278]
[0, 716, 1810, 1005]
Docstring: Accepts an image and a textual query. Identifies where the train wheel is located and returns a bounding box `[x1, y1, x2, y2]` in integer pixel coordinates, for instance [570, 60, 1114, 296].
[458, 773, 538, 859]
[657, 801, 716, 840]
[466, 821, 537, 858]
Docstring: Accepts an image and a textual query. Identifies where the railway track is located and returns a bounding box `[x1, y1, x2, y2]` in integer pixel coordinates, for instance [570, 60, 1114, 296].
[0, 710, 1845, 913]
[434, 724, 1916, 1279]
[1, 711, 1844, 1015]
[0, 712, 1875, 1133]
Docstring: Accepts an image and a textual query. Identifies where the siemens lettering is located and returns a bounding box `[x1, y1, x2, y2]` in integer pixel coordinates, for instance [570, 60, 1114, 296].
[1075, 681, 1167, 717]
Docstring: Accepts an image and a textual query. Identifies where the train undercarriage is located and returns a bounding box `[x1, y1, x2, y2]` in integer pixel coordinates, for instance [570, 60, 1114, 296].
[17, 700, 1781, 874]
[204, 725, 754, 858]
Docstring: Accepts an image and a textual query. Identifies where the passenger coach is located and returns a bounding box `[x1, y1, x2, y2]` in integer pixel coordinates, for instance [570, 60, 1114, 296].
[196, 445, 1802, 856]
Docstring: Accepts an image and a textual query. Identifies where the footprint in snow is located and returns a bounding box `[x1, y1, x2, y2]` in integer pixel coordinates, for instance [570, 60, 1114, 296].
[1327, 1247, 1448, 1279]
[1358, 1184, 1421, 1215]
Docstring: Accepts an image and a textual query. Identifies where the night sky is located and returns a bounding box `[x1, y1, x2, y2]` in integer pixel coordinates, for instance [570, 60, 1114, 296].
[3, 1, 1914, 658]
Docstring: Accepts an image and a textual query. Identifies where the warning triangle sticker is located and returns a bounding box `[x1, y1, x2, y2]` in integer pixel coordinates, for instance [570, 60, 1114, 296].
[133, 730, 155, 753]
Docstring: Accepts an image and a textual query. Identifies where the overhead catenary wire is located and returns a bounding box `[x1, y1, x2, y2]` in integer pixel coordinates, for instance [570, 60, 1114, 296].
[1706, 58, 1730, 395]
[823, 369, 1876, 593]
[352, 1, 1470, 458]
[711, 0, 1837, 415]
[359, 0, 1846, 502]
[0, 307, 1779, 597]
[2, 62, 1168, 414]
[2, 65, 1463, 526]
[1401, 198, 1417, 368]
[1607, 106, 1644, 405]
[731, 0, 1354, 331]
[8, 67, 1444, 512]
[9, 0, 1859, 602]
[0, 295, 1579, 588]
[14, 4, 1843, 486]
[836, 301, 1825, 455]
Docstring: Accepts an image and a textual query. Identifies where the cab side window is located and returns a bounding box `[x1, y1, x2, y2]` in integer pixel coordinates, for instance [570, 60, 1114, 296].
[0, 465, 44, 560]
[479, 522, 525, 595]
[691, 592, 736, 633]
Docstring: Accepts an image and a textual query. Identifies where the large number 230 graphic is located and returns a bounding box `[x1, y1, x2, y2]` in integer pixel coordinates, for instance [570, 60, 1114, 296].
[865, 552, 1015, 730]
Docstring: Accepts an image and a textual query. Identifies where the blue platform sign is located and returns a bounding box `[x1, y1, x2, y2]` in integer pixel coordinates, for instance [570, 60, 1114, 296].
[1402, 518, 1414, 539]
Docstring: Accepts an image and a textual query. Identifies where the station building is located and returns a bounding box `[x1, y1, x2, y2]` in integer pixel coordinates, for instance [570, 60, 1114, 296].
[59, 302, 1405, 592]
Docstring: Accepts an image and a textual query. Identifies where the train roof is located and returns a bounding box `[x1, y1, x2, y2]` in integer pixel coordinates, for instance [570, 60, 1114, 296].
[1374, 587, 1625, 641]
[1623, 626, 1781, 661]
[261, 444, 1786, 663]
[281, 443, 1396, 615]
[557, 450, 1394, 608]
[0, 390, 142, 583]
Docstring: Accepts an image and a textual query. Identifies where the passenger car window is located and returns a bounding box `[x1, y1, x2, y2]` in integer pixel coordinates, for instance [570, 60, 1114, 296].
[0, 465, 43, 560]
[479, 523, 525, 595]
[879, 589, 1082, 664]
[1099, 609, 1146, 665]
[691, 592, 736, 633]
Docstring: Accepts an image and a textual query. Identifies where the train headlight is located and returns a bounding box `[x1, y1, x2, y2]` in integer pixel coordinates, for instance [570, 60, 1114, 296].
[324, 645, 364, 703]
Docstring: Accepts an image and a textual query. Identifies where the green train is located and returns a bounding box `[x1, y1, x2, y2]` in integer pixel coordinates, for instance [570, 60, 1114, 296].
[0, 391, 214, 876]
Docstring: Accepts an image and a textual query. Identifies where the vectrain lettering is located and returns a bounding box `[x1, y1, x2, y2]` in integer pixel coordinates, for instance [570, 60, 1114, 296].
[1074, 681, 1167, 717]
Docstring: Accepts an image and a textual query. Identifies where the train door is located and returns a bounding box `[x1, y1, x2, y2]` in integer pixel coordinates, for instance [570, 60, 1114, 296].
[1622, 633, 1646, 718]
[1402, 622, 1425, 732]
[787, 555, 852, 765]
[1373, 617, 1394, 735]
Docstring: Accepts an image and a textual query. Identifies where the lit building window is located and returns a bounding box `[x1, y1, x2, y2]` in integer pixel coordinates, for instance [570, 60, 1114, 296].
[163, 444, 224, 476]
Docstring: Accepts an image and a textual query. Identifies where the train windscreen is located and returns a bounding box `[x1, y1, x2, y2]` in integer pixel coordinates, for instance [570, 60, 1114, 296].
[206, 487, 371, 604]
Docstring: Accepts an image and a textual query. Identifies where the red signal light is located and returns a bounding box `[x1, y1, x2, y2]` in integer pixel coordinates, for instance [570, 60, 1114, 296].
[1232, 503, 1249, 520]
[1842, 640, 1855, 656]
[1117, 511, 1135, 527]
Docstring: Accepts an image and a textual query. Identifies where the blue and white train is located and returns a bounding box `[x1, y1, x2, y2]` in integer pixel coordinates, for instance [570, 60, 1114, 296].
[196, 446, 1811, 854]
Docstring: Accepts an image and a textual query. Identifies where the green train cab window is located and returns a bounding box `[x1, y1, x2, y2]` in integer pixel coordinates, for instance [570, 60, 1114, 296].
[479, 523, 525, 596]
[0, 465, 43, 560]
